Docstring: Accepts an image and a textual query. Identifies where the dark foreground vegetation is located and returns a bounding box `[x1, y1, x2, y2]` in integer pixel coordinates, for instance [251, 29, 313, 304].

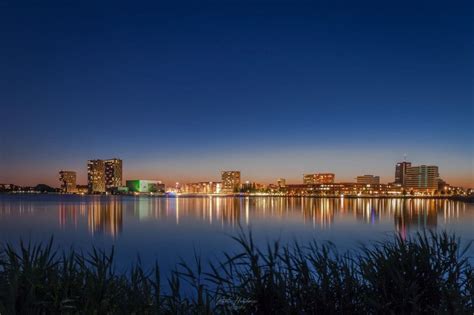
[0, 231, 472, 314]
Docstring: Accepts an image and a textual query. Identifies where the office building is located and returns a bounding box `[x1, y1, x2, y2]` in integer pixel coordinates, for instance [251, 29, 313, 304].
[105, 158, 122, 189]
[87, 160, 106, 193]
[395, 161, 412, 186]
[126, 180, 165, 193]
[405, 165, 439, 191]
[303, 173, 335, 184]
[357, 175, 380, 185]
[59, 170, 77, 193]
[221, 171, 241, 193]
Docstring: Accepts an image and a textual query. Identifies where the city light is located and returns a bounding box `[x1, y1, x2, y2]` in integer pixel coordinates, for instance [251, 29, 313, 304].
[0, 159, 471, 199]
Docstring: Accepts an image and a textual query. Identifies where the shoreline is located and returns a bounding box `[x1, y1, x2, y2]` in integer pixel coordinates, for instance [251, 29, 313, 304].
[1, 192, 473, 203]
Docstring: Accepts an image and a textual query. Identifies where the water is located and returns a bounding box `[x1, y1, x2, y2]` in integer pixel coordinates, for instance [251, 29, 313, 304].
[0, 195, 472, 274]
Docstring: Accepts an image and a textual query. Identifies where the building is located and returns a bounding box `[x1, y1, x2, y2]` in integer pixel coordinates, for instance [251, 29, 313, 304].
[277, 178, 286, 188]
[86, 158, 122, 193]
[286, 182, 403, 196]
[126, 180, 165, 193]
[104, 158, 122, 189]
[221, 171, 241, 193]
[182, 181, 222, 194]
[87, 160, 106, 193]
[405, 165, 439, 191]
[59, 170, 77, 193]
[303, 173, 335, 184]
[395, 161, 412, 186]
[356, 175, 380, 185]
[76, 185, 88, 194]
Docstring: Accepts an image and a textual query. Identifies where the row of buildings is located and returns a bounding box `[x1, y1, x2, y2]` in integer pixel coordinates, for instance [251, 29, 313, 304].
[59, 158, 123, 194]
[59, 158, 164, 194]
[178, 162, 454, 196]
[299, 163, 439, 190]
[394, 162, 440, 190]
[59, 158, 166, 194]
[180, 171, 241, 194]
[55, 159, 465, 196]
[59, 167, 243, 195]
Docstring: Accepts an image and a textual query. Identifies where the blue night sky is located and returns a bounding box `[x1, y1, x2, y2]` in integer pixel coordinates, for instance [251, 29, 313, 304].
[0, 0, 473, 187]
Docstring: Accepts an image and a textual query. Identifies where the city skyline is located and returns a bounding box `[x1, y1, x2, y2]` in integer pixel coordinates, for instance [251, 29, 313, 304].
[3, 155, 472, 192]
[1, 1, 472, 188]
[0, 2, 472, 313]
[1, 153, 473, 189]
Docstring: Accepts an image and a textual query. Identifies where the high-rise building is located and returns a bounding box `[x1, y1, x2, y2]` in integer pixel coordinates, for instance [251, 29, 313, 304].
[405, 165, 439, 191]
[356, 175, 380, 185]
[221, 171, 241, 193]
[105, 158, 122, 189]
[395, 161, 412, 186]
[303, 173, 335, 184]
[59, 170, 77, 193]
[87, 160, 106, 193]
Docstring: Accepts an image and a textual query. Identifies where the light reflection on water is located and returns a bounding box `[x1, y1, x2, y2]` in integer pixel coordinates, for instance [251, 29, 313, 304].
[0, 195, 472, 271]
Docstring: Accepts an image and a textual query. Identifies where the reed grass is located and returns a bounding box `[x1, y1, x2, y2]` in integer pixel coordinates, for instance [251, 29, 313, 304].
[0, 231, 472, 314]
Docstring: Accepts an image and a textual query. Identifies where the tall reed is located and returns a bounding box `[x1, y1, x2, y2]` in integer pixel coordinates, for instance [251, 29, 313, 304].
[0, 231, 472, 314]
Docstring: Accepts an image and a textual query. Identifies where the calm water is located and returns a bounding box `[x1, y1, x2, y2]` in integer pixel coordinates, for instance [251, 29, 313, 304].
[0, 195, 473, 273]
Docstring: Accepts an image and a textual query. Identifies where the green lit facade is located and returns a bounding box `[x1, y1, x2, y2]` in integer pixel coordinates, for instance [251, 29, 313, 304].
[126, 180, 163, 193]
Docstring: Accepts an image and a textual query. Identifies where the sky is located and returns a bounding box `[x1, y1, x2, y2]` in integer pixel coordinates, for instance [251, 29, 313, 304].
[0, 0, 473, 188]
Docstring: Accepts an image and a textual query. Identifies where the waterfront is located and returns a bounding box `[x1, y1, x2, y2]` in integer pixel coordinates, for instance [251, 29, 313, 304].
[0, 195, 472, 273]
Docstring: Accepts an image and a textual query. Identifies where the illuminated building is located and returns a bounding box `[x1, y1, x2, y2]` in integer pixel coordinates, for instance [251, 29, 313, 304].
[240, 181, 267, 192]
[221, 171, 241, 193]
[59, 170, 77, 193]
[87, 160, 106, 193]
[87, 158, 122, 193]
[104, 158, 122, 189]
[357, 175, 380, 185]
[303, 173, 335, 184]
[395, 161, 412, 186]
[76, 185, 88, 194]
[126, 180, 165, 193]
[405, 165, 439, 191]
[242, 181, 254, 191]
[277, 178, 286, 188]
[182, 182, 222, 194]
[286, 182, 403, 196]
[266, 184, 280, 193]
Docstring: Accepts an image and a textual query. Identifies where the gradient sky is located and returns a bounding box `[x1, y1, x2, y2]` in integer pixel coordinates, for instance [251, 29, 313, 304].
[0, 0, 473, 188]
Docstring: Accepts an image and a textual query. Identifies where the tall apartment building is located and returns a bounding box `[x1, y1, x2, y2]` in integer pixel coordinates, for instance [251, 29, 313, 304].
[221, 171, 241, 193]
[87, 160, 106, 193]
[303, 173, 335, 184]
[395, 161, 412, 186]
[405, 165, 439, 191]
[356, 175, 380, 185]
[105, 158, 122, 189]
[59, 170, 77, 193]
